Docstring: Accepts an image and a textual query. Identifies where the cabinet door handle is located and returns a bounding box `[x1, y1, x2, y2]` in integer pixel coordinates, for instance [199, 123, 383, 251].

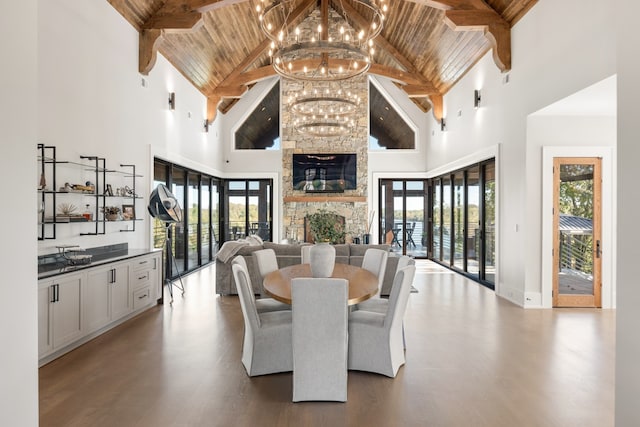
[138, 293, 148, 300]
[139, 260, 148, 265]
[113, 268, 117, 282]
[138, 275, 147, 280]
[50, 285, 56, 303]
[52, 284, 59, 303]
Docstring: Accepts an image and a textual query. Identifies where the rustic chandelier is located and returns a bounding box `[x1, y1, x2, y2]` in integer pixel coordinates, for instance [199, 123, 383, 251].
[256, 0, 386, 81]
[288, 83, 361, 136]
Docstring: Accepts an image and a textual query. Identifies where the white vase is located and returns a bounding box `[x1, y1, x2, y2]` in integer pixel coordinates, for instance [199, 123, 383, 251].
[309, 242, 336, 278]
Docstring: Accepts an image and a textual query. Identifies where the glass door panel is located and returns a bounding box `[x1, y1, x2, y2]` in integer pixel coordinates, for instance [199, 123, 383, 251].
[392, 181, 403, 256]
[187, 173, 200, 270]
[553, 158, 601, 307]
[171, 168, 187, 275]
[484, 163, 496, 285]
[227, 181, 246, 241]
[432, 180, 441, 260]
[453, 172, 465, 269]
[405, 181, 426, 258]
[200, 177, 211, 265]
[379, 181, 390, 245]
[378, 179, 428, 257]
[466, 167, 480, 278]
[211, 180, 220, 253]
[442, 177, 451, 264]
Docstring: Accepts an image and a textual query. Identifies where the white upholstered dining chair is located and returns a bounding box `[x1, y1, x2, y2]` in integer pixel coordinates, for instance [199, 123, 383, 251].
[361, 248, 389, 297]
[231, 256, 289, 313]
[348, 264, 416, 377]
[357, 255, 413, 313]
[291, 277, 349, 402]
[231, 262, 293, 377]
[300, 245, 312, 264]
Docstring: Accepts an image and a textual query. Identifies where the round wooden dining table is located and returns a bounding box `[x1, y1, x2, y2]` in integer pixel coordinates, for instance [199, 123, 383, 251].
[263, 263, 379, 305]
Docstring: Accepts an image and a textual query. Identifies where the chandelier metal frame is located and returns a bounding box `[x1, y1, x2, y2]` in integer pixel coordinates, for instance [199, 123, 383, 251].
[257, 0, 386, 81]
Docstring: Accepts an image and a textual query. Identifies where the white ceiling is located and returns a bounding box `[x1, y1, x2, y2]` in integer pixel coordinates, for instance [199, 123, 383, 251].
[533, 75, 617, 117]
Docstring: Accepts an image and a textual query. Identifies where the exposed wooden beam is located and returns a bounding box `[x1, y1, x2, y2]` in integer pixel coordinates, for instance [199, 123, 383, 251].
[444, 9, 510, 71]
[407, 0, 511, 71]
[139, 29, 163, 75]
[207, 95, 221, 123]
[403, 85, 439, 98]
[368, 64, 436, 88]
[428, 94, 443, 121]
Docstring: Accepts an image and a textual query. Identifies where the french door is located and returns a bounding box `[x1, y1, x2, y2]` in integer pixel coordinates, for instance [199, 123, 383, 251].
[552, 157, 601, 307]
[378, 180, 428, 258]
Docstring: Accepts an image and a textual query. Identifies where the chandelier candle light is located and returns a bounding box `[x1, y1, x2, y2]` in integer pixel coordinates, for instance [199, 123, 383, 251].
[288, 82, 361, 136]
[256, 0, 387, 81]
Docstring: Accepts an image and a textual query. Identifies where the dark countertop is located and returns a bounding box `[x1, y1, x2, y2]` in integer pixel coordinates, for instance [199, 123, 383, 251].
[38, 248, 161, 280]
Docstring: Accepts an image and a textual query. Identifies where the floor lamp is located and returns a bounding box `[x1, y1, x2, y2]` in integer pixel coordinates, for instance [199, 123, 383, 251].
[148, 184, 185, 303]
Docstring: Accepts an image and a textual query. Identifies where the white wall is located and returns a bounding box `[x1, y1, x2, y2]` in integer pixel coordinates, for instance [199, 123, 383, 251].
[427, 0, 616, 304]
[615, 0, 640, 423]
[37, 0, 219, 255]
[0, 0, 38, 425]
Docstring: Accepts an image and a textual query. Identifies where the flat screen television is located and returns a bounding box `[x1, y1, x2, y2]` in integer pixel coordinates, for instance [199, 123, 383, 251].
[292, 153, 357, 193]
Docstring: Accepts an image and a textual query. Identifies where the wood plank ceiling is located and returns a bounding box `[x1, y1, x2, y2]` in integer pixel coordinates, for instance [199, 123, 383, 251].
[108, 0, 537, 123]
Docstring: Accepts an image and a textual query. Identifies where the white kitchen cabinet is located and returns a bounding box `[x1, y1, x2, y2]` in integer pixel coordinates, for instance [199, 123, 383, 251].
[129, 252, 161, 305]
[38, 272, 83, 358]
[38, 251, 161, 365]
[83, 261, 130, 334]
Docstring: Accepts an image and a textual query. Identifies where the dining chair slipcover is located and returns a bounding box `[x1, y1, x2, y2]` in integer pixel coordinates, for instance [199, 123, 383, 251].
[357, 255, 414, 314]
[231, 262, 293, 376]
[291, 277, 349, 402]
[300, 245, 312, 264]
[232, 256, 290, 313]
[348, 264, 416, 377]
[361, 248, 389, 296]
[253, 248, 280, 297]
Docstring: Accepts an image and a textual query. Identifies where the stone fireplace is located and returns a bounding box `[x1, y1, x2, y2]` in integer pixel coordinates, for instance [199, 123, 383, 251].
[281, 74, 370, 243]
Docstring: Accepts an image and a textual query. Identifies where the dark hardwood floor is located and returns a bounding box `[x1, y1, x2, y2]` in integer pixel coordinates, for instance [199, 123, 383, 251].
[39, 261, 615, 427]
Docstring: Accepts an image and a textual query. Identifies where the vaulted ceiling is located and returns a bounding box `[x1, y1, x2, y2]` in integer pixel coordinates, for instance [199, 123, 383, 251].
[108, 0, 537, 123]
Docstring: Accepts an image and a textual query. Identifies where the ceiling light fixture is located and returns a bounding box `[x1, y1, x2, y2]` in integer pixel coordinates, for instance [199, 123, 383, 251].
[288, 82, 360, 136]
[257, 0, 386, 81]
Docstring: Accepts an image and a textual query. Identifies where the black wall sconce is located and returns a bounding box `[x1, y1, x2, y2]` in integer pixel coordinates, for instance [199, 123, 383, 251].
[440, 117, 447, 131]
[168, 92, 176, 110]
[474, 89, 482, 109]
[203, 119, 209, 133]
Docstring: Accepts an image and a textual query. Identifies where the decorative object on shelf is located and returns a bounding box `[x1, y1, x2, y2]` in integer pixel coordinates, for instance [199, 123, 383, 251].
[39, 172, 47, 190]
[83, 205, 93, 221]
[309, 242, 336, 278]
[57, 203, 78, 216]
[121, 204, 135, 220]
[363, 210, 375, 244]
[105, 184, 113, 196]
[58, 182, 95, 193]
[256, 0, 386, 81]
[102, 206, 121, 221]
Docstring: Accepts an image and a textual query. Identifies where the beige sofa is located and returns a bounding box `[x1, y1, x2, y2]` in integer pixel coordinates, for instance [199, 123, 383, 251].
[215, 242, 398, 296]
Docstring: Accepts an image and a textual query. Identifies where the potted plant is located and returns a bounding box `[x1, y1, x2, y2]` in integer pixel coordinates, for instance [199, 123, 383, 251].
[307, 209, 345, 244]
[102, 206, 121, 221]
[306, 209, 345, 278]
